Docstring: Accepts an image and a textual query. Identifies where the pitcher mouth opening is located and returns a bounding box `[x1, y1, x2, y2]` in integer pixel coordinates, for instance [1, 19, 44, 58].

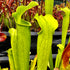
[0, 33, 7, 42]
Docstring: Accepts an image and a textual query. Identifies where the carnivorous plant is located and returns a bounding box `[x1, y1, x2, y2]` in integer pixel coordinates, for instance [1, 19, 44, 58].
[8, 1, 38, 70]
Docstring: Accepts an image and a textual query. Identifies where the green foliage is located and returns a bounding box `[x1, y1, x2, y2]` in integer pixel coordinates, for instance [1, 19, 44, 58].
[12, 1, 38, 24]
[7, 48, 15, 70]
[30, 55, 37, 70]
[9, 28, 19, 70]
[55, 7, 70, 68]
[61, 7, 70, 47]
[45, 0, 54, 69]
[8, 1, 38, 70]
[0, 66, 1, 70]
[16, 21, 31, 70]
[0, 16, 2, 24]
[45, 0, 54, 14]
[7, 1, 70, 70]
[55, 44, 64, 68]
[4, 18, 9, 29]
[49, 51, 53, 70]
[34, 14, 58, 70]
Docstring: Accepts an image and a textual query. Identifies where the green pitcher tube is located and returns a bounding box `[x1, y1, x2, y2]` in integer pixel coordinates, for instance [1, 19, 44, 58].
[61, 7, 70, 47]
[16, 21, 31, 70]
[9, 21, 31, 70]
[55, 7, 70, 68]
[34, 14, 58, 70]
[12, 1, 38, 70]
[9, 28, 19, 70]
[12, 8, 31, 70]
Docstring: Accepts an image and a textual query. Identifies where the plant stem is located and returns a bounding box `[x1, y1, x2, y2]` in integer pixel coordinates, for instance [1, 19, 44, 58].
[45, 0, 54, 15]
[7, 49, 15, 70]
[0, 66, 1, 70]
[7, 14, 12, 28]
[49, 50, 53, 70]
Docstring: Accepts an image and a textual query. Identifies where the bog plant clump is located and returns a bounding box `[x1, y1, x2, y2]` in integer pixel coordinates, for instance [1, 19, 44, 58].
[0, 0, 70, 70]
[0, 0, 70, 32]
